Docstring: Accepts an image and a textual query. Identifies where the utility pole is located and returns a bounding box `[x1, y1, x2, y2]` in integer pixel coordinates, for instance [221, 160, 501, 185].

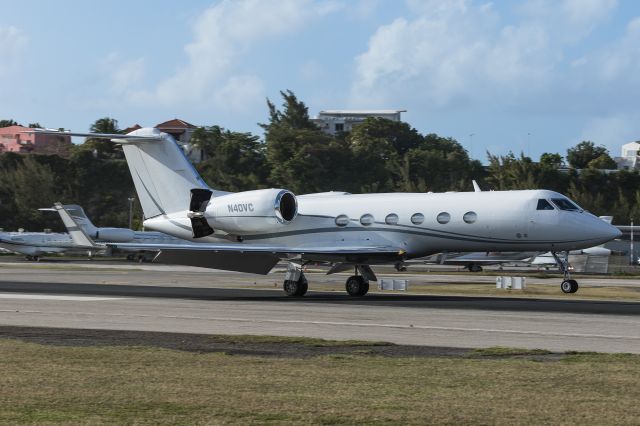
[128, 197, 135, 230]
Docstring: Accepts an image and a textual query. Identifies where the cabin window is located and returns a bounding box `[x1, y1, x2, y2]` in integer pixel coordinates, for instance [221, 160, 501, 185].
[463, 211, 477, 224]
[437, 212, 451, 224]
[551, 198, 581, 211]
[385, 213, 399, 225]
[335, 214, 349, 227]
[411, 213, 425, 225]
[360, 214, 374, 226]
[536, 199, 554, 210]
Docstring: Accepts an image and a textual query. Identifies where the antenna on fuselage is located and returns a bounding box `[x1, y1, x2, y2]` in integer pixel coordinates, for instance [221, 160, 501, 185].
[472, 180, 482, 192]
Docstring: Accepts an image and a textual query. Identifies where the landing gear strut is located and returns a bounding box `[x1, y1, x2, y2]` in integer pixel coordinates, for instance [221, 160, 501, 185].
[283, 263, 308, 297]
[552, 251, 579, 294]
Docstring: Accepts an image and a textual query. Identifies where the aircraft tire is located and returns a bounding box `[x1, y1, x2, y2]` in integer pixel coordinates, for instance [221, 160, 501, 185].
[561, 279, 579, 294]
[283, 275, 308, 297]
[346, 276, 369, 297]
[468, 264, 483, 272]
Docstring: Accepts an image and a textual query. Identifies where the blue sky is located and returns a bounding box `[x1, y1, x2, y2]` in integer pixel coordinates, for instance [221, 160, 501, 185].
[1, 0, 640, 162]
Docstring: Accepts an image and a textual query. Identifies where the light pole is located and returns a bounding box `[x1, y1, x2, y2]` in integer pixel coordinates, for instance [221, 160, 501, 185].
[468, 133, 475, 159]
[630, 217, 635, 266]
[527, 132, 532, 158]
[128, 197, 135, 230]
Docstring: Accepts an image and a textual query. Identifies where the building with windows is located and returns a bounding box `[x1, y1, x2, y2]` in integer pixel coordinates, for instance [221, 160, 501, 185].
[614, 141, 640, 170]
[0, 125, 71, 156]
[312, 110, 406, 135]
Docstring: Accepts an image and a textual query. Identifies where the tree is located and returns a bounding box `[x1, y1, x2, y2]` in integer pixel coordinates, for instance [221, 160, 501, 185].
[262, 90, 354, 193]
[78, 117, 123, 159]
[540, 153, 562, 168]
[0, 119, 18, 128]
[194, 126, 268, 191]
[587, 153, 617, 170]
[28, 123, 42, 128]
[566, 141, 610, 169]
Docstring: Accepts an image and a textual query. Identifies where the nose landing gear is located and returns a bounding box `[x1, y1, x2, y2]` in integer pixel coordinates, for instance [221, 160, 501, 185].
[552, 251, 579, 294]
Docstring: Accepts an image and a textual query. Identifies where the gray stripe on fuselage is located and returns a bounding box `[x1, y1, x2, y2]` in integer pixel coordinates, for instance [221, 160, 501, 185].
[241, 226, 590, 246]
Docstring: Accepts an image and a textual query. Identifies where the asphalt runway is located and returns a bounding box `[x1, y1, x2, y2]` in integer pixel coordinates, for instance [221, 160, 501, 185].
[0, 262, 639, 353]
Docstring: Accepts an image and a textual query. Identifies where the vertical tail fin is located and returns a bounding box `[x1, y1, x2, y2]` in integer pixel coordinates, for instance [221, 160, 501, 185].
[53, 203, 101, 248]
[61, 205, 98, 236]
[26, 127, 227, 219]
[118, 128, 226, 219]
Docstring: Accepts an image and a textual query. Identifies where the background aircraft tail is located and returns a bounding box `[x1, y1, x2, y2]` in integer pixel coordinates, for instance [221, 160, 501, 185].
[119, 128, 226, 219]
[62, 205, 98, 235]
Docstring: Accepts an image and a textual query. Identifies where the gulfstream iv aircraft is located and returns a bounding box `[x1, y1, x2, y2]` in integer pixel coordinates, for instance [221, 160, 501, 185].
[31, 128, 621, 296]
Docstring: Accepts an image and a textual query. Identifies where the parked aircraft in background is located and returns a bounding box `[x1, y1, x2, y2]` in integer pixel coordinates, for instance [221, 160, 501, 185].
[31, 128, 621, 295]
[41, 204, 190, 261]
[0, 229, 98, 260]
[423, 251, 539, 272]
[0, 203, 191, 261]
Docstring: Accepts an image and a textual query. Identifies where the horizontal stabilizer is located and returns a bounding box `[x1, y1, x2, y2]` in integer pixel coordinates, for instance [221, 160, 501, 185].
[23, 129, 159, 143]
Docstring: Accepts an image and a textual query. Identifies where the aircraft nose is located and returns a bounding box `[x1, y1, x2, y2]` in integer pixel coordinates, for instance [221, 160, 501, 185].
[593, 219, 621, 242]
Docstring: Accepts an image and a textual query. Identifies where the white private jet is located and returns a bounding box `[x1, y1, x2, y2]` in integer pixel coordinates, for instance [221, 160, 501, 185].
[0, 229, 94, 260]
[29, 128, 621, 295]
[0, 203, 189, 261]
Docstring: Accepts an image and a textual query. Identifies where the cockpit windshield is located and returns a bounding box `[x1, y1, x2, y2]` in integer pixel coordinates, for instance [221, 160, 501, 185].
[536, 199, 554, 210]
[550, 198, 582, 211]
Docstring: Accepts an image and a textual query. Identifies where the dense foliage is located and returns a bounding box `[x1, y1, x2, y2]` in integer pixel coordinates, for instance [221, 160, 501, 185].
[0, 91, 638, 232]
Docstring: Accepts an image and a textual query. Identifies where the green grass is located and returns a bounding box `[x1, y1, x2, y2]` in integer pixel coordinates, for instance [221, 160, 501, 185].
[1, 338, 640, 424]
[204, 334, 393, 347]
[469, 347, 553, 357]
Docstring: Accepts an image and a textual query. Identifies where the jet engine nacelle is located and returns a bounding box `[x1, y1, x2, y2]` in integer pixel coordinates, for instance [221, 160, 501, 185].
[92, 228, 135, 242]
[206, 188, 298, 234]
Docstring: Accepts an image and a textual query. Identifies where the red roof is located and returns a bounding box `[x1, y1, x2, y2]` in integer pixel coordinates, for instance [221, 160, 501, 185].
[155, 118, 196, 130]
[122, 124, 142, 134]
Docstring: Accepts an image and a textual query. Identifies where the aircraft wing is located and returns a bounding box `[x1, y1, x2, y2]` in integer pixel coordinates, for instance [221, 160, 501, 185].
[107, 242, 406, 274]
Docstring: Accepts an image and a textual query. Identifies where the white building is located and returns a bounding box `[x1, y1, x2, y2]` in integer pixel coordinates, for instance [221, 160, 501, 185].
[614, 141, 640, 170]
[312, 110, 406, 135]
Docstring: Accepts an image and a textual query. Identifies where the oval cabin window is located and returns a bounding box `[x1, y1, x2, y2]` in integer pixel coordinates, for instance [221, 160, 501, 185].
[385, 213, 399, 225]
[437, 212, 451, 224]
[463, 211, 477, 224]
[335, 215, 349, 227]
[410, 213, 425, 225]
[360, 214, 374, 226]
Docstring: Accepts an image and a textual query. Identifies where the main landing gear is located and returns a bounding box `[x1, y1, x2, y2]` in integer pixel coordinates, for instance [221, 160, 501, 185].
[552, 251, 579, 294]
[345, 275, 369, 297]
[282, 264, 375, 297]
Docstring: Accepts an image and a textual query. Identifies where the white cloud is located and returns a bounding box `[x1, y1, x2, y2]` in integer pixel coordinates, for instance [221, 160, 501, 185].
[101, 52, 145, 94]
[350, 0, 619, 108]
[212, 75, 265, 112]
[0, 26, 28, 76]
[128, 0, 340, 108]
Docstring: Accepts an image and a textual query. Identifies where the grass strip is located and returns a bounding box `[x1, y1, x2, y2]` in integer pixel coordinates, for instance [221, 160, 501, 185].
[1, 338, 639, 424]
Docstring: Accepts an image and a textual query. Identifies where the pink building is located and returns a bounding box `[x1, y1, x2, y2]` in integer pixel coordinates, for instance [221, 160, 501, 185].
[0, 125, 72, 156]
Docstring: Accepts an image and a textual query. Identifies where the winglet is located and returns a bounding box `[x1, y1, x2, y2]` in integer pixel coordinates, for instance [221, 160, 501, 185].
[472, 180, 482, 192]
[53, 202, 102, 248]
